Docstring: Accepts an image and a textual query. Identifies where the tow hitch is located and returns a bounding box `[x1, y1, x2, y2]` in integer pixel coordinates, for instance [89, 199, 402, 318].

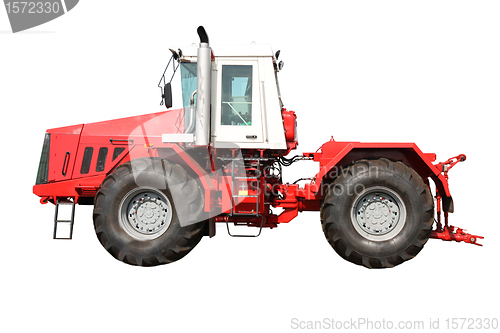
[431, 225, 483, 246]
[430, 154, 484, 246]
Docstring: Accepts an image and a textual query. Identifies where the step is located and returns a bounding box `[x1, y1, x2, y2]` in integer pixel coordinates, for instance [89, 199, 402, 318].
[53, 199, 75, 240]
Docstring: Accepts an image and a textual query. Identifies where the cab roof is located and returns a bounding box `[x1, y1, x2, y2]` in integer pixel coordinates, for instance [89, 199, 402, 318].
[178, 44, 275, 60]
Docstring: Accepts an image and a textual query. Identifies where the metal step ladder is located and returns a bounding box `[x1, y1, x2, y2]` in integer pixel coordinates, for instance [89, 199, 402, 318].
[230, 158, 260, 217]
[53, 198, 75, 240]
[225, 158, 264, 237]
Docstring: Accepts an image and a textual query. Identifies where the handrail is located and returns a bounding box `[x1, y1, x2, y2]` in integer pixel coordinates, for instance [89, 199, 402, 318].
[186, 90, 197, 133]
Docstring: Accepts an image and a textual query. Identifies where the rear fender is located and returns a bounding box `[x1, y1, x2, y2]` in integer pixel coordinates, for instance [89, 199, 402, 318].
[307, 140, 453, 212]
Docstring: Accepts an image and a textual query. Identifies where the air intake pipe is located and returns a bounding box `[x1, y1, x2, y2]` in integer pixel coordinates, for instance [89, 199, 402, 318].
[195, 26, 211, 145]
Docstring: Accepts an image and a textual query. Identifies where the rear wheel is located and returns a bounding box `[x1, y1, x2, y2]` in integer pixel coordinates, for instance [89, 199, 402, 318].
[93, 158, 206, 266]
[320, 158, 434, 268]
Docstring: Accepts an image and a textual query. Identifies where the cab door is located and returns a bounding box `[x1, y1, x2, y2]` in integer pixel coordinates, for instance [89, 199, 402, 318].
[212, 60, 263, 144]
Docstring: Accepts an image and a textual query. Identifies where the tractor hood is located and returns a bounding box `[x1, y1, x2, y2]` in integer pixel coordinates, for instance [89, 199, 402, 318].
[35, 109, 185, 188]
[74, 109, 185, 142]
[46, 109, 185, 139]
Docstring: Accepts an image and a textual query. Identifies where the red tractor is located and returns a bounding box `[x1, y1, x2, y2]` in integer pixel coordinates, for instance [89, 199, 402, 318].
[33, 27, 482, 268]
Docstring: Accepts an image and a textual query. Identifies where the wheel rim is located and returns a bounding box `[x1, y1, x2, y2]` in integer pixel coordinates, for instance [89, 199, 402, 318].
[351, 186, 406, 242]
[119, 187, 173, 240]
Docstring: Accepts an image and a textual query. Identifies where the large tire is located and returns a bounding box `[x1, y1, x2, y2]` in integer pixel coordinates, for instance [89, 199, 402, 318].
[93, 158, 206, 266]
[320, 158, 434, 268]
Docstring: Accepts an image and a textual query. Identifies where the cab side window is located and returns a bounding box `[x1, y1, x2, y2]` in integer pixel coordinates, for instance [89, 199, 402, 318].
[221, 65, 252, 126]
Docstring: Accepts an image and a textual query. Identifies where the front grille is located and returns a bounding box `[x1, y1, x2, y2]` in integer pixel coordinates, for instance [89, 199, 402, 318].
[35, 133, 51, 185]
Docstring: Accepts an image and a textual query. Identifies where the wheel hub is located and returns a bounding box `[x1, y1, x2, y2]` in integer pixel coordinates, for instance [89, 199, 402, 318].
[119, 187, 173, 240]
[352, 186, 406, 241]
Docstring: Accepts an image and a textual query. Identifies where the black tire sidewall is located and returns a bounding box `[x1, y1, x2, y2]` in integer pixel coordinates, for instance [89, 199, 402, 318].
[330, 168, 426, 258]
[100, 170, 189, 259]
[93, 159, 205, 265]
[321, 159, 433, 267]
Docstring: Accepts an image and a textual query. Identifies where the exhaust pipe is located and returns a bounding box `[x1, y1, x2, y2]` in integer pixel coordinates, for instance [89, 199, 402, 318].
[195, 26, 211, 145]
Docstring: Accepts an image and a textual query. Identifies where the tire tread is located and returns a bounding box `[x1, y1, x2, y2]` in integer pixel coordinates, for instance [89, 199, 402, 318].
[321, 158, 434, 269]
[93, 158, 206, 267]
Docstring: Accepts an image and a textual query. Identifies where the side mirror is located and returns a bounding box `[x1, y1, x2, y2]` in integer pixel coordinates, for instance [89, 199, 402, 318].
[163, 83, 173, 109]
[278, 61, 284, 71]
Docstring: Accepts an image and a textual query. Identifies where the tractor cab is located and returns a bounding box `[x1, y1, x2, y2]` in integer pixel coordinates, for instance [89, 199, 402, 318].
[158, 33, 291, 150]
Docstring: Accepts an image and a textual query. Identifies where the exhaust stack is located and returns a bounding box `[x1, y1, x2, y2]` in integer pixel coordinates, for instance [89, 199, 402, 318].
[195, 26, 211, 145]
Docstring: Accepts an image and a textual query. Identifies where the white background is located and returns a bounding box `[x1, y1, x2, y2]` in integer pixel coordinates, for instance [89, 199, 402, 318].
[1, 1, 499, 332]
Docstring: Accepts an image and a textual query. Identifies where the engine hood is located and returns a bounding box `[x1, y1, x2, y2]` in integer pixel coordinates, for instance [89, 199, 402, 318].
[36, 109, 185, 187]
[47, 109, 185, 141]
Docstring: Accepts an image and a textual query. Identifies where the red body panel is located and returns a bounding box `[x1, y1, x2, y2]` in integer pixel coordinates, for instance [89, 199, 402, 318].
[80, 109, 183, 139]
[34, 109, 187, 203]
[282, 109, 298, 151]
[305, 139, 452, 198]
[34, 175, 107, 200]
[46, 129, 82, 182]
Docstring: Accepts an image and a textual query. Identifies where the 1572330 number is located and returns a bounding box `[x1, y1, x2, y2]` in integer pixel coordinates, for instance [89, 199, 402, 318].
[5, 1, 61, 14]
[446, 318, 498, 330]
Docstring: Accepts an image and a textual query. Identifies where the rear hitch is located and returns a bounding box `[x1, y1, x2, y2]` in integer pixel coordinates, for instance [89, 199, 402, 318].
[430, 153, 484, 246]
[431, 224, 484, 246]
[435, 154, 466, 177]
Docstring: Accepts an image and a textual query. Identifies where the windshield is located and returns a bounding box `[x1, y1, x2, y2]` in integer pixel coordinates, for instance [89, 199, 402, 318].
[179, 62, 197, 133]
[181, 62, 197, 108]
[157, 57, 198, 133]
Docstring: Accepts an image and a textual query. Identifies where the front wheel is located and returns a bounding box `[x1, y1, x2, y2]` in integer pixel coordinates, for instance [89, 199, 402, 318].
[93, 158, 206, 266]
[320, 158, 434, 268]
